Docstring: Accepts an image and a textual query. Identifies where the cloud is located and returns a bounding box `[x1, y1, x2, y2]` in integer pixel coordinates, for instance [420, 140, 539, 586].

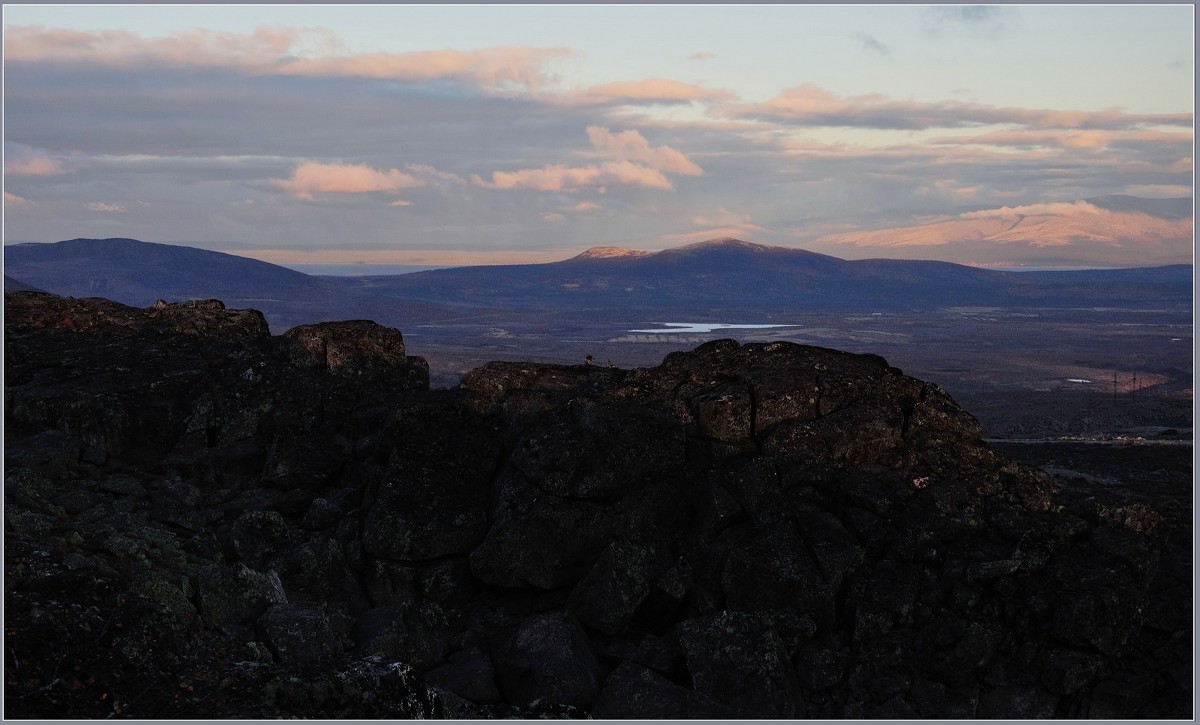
[278, 46, 570, 90]
[958, 201, 1103, 220]
[585, 126, 703, 175]
[813, 200, 1193, 255]
[689, 51, 717, 61]
[475, 126, 702, 192]
[721, 83, 1191, 130]
[405, 164, 468, 186]
[566, 201, 602, 213]
[6, 25, 569, 91]
[852, 33, 890, 56]
[85, 202, 126, 212]
[658, 222, 772, 246]
[1123, 184, 1193, 198]
[4, 142, 66, 176]
[931, 129, 1193, 151]
[922, 6, 1013, 39]
[559, 78, 735, 106]
[691, 207, 751, 227]
[272, 161, 426, 198]
[6, 156, 65, 176]
[388, 199, 412, 207]
[5, 191, 32, 206]
[475, 161, 674, 192]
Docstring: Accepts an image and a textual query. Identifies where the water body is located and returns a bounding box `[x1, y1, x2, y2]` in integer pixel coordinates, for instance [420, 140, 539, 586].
[628, 322, 799, 334]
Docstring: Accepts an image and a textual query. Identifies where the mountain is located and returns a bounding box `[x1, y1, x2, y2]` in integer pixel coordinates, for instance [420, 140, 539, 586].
[338, 237, 1191, 314]
[809, 197, 1193, 267]
[6, 238, 1192, 331]
[3, 274, 44, 293]
[3, 238, 465, 332]
[4, 237, 335, 305]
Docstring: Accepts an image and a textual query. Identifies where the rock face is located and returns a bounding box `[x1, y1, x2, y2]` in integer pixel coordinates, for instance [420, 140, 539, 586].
[4, 292, 1190, 719]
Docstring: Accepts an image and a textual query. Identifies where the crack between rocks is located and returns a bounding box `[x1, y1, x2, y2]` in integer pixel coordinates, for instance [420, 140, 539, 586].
[746, 379, 761, 453]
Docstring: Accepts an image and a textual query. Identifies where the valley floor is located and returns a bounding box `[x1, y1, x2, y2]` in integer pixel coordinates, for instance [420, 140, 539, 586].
[394, 305, 1192, 441]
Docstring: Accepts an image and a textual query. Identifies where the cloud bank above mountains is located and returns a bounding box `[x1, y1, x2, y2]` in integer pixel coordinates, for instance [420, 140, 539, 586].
[2, 6, 1192, 268]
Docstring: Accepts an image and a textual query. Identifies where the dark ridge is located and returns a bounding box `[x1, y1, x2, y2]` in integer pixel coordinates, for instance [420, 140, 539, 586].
[4, 293, 1189, 719]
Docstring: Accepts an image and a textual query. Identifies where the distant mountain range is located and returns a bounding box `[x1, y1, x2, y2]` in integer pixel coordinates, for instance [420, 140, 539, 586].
[4, 237, 1192, 333]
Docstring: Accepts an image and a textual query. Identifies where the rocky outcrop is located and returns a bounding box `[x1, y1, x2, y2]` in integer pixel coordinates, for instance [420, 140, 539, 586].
[4, 293, 1190, 719]
[5, 292, 271, 337]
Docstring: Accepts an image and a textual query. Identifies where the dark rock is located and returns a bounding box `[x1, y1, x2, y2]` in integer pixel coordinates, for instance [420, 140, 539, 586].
[6, 292, 270, 337]
[4, 300, 1188, 720]
[592, 660, 741, 719]
[361, 400, 498, 561]
[493, 612, 604, 709]
[283, 320, 419, 379]
[796, 644, 850, 691]
[195, 563, 288, 627]
[424, 646, 503, 704]
[301, 497, 342, 530]
[567, 538, 657, 635]
[351, 603, 450, 672]
[229, 510, 292, 566]
[257, 603, 343, 664]
[263, 432, 348, 491]
[676, 610, 802, 718]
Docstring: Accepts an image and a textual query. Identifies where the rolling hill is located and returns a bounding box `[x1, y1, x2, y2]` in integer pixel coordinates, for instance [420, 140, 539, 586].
[5, 237, 1192, 333]
[333, 237, 1191, 314]
[3, 238, 465, 332]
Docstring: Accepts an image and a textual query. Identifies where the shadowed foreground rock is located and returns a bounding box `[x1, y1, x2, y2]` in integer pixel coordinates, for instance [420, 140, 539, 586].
[4, 293, 1191, 719]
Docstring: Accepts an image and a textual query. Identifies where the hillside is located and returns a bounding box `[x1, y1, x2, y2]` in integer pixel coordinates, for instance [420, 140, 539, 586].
[3, 275, 43, 293]
[4, 292, 1190, 718]
[810, 196, 1193, 268]
[3, 238, 467, 332]
[340, 237, 1191, 313]
[5, 237, 1191, 339]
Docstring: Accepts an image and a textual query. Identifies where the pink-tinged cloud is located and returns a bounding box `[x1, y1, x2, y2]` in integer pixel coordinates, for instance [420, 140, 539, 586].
[658, 224, 772, 246]
[586, 126, 703, 175]
[7, 26, 310, 67]
[475, 160, 674, 192]
[85, 202, 126, 213]
[721, 83, 1192, 130]
[566, 201, 602, 213]
[5, 155, 65, 176]
[273, 161, 425, 198]
[476, 126, 702, 192]
[233, 247, 572, 267]
[691, 207, 752, 227]
[1124, 184, 1193, 197]
[6, 26, 568, 91]
[560, 78, 735, 106]
[388, 199, 413, 207]
[5, 191, 32, 206]
[277, 46, 570, 90]
[931, 129, 1193, 151]
[814, 202, 1193, 249]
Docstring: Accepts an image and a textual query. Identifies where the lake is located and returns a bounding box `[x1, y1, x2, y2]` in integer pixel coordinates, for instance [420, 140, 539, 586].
[627, 322, 799, 334]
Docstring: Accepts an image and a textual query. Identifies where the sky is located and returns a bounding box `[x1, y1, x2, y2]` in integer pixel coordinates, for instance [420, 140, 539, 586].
[2, 4, 1194, 269]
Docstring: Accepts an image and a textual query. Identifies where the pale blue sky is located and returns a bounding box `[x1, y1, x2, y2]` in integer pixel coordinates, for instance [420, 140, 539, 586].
[3, 4, 1194, 267]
